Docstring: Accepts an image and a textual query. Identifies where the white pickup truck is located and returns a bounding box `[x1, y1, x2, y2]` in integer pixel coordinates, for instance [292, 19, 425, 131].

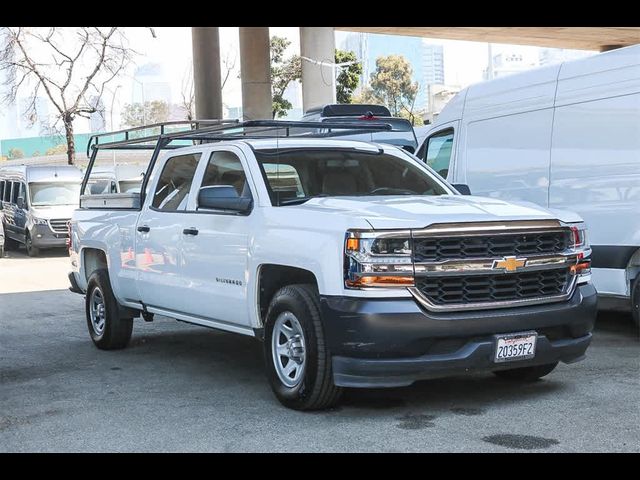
[69, 120, 597, 410]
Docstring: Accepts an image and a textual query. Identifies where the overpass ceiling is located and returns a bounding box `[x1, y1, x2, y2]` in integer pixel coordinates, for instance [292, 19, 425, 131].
[334, 27, 640, 51]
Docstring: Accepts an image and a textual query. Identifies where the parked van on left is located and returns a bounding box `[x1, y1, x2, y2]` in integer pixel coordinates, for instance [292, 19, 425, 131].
[0, 165, 82, 256]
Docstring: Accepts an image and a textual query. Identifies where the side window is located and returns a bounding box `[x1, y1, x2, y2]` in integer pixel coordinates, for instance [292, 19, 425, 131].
[151, 153, 200, 211]
[199, 151, 250, 199]
[4, 181, 11, 202]
[0, 180, 4, 201]
[425, 129, 454, 179]
[11, 182, 20, 204]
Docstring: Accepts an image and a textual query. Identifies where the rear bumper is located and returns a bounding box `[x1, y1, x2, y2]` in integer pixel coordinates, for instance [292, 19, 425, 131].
[320, 284, 597, 388]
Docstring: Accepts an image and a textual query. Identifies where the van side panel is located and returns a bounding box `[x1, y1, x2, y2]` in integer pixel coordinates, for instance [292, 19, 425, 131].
[463, 109, 554, 207]
[549, 93, 640, 248]
[550, 93, 640, 296]
[458, 64, 559, 206]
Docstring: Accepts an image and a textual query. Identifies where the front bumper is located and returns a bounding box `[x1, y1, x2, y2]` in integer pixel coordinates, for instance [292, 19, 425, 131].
[30, 224, 68, 249]
[320, 284, 597, 388]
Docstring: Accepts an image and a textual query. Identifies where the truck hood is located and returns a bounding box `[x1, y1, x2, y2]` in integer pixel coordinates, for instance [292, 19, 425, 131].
[30, 205, 77, 220]
[292, 195, 581, 229]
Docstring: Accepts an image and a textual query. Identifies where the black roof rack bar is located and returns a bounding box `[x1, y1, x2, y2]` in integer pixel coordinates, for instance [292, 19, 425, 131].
[88, 120, 394, 153]
[86, 119, 239, 157]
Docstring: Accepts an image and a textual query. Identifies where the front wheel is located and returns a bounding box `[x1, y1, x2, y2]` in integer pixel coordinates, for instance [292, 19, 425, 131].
[493, 362, 558, 382]
[25, 233, 39, 257]
[631, 276, 639, 329]
[264, 284, 342, 411]
[85, 269, 133, 350]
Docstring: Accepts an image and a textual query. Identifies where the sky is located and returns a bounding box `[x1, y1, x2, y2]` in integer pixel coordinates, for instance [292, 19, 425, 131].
[1, 27, 596, 140]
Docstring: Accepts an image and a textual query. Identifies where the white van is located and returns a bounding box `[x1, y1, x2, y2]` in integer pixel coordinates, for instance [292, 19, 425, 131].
[416, 45, 640, 324]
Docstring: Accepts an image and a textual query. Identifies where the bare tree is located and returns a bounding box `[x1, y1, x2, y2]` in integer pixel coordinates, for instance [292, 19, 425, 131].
[0, 27, 136, 165]
[180, 48, 238, 121]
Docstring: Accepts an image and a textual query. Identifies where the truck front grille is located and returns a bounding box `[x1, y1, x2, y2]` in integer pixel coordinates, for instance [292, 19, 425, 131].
[413, 231, 569, 263]
[49, 219, 70, 234]
[414, 267, 570, 306]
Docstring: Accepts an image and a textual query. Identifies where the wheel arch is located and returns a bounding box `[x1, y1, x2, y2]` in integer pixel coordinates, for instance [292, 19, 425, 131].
[255, 264, 319, 327]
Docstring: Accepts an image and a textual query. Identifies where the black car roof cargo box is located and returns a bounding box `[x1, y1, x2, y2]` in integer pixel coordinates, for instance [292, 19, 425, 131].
[312, 104, 392, 118]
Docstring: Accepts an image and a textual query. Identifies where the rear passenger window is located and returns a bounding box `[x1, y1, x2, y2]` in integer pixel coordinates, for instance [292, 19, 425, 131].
[426, 129, 454, 179]
[0, 181, 4, 201]
[151, 153, 200, 211]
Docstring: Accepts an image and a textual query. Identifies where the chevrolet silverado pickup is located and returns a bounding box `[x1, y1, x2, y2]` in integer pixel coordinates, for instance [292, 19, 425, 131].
[69, 120, 597, 410]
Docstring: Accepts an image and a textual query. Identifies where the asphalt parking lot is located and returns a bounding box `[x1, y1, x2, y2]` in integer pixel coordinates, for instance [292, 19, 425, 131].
[1, 249, 638, 452]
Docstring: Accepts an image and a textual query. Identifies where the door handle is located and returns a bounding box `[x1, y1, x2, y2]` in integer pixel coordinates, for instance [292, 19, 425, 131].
[137, 225, 150, 233]
[183, 228, 199, 236]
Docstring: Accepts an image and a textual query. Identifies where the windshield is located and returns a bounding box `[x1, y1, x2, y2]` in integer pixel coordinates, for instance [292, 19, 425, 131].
[29, 182, 81, 206]
[255, 148, 449, 206]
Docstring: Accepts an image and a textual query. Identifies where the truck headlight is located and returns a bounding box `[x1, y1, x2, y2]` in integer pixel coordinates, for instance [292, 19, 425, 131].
[344, 231, 414, 288]
[569, 223, 591, 284]
[33, 218, 48, 226]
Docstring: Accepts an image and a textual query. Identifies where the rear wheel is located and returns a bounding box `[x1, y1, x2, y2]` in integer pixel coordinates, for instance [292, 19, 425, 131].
[25, 233, 39, 257]
[631, 276, 639, 329]
[493, 362, 558, 382]
[85, 269, 133, 350]
[264, 284, 342, 410]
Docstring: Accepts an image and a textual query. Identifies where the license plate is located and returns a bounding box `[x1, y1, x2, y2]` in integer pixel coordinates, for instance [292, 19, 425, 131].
[494, 332, 537, 363]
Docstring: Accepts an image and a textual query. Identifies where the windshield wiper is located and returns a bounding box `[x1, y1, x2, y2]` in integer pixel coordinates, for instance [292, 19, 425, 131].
[278, 194, 329, 206]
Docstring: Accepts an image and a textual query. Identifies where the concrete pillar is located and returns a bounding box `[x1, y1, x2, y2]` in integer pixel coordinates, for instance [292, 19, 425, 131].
[300, 27, 336, 112]
[239, 27, 273, 120]
[191, 27, 223, 119]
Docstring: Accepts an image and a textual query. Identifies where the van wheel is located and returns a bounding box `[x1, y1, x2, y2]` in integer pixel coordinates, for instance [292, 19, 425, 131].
[25, 233, 39, 257]
[264, 284, 342, 411]
[493, 362, 558, 382]
[631, 276, 639, 329]
[85, 269, 133, 350]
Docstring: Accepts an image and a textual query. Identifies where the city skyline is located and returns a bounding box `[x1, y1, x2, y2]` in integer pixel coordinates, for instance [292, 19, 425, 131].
[0, 27, 598, 143]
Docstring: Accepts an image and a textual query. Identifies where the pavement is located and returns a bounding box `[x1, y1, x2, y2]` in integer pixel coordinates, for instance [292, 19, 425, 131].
[1, 248, 639, 452]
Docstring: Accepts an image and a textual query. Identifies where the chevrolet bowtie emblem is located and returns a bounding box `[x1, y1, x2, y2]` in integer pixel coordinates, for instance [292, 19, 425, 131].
[493, 256, 527, 272]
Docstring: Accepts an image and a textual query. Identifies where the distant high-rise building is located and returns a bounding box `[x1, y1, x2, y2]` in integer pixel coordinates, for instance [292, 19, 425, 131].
[89, 96, 106, 133]
[422, 43, 445, 111]
[340, 32, 427, 110]
[539, 48, 595, 66]
[483, 50, 539, 80]
[132, 63, 172, 105]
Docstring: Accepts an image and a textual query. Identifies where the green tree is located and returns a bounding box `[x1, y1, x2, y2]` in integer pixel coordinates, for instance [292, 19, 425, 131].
[369, 55, 419, 117]
[270, 36, 301, 119]
[121, 100, 170, 127]
[335, 49, 362, 104]
[8, 148, 24, 159]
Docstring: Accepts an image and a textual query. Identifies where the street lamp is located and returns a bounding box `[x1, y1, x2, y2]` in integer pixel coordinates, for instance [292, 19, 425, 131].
[131, 77, 146, 124]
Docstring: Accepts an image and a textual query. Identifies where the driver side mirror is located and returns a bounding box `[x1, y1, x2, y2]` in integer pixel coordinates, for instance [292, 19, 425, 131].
[452, 184, 471, 196]
[198, 185, 252, 214]
[17, 197, 26, 209]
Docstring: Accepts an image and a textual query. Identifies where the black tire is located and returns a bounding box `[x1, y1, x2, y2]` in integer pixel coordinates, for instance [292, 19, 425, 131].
[85, 269, 133, 350]
[631, 276, 639, 329]
[25, 233, 39, 257]
[493, 362, 558, 382]
[263, 284, 342, 411]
